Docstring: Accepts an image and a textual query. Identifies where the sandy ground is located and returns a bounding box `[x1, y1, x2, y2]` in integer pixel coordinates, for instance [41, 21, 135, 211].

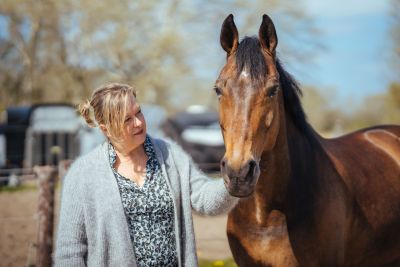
[0, 187, 233, 267]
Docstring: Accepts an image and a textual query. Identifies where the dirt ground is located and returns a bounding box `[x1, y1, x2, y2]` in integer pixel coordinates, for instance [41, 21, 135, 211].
[0, 186, 233, 267]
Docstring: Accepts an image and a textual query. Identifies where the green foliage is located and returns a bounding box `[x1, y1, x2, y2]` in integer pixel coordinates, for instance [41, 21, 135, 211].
[301, 86, 345, 134]
[389, 82, 400, 109]
[390, 0, 400, 71]
[334, 82, 400, 133]
[0, 184, 37, 193]
[302, 82, 400, 136]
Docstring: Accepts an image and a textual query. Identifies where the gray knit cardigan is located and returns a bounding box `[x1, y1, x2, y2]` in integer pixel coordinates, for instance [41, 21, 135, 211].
[54, 137, 238, 267]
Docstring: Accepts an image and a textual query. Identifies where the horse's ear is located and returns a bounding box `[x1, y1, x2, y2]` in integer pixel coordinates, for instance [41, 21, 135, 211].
[220, 14, 239, 55]
[259, 14, 278, 54]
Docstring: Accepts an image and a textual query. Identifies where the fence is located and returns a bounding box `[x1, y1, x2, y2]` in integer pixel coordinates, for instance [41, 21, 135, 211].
[0, 160, 71, 267]
[0, 160, 233, 267]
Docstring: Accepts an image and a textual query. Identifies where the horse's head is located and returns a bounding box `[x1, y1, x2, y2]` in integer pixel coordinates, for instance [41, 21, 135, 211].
[216, 14, 281, 197]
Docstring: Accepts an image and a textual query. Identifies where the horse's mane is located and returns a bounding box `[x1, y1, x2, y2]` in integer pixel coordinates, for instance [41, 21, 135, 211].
[235, 36, 311, 135]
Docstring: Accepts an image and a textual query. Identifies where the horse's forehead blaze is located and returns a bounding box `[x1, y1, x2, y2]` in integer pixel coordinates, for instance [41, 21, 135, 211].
[239, 69, 250, 78]
[219, 71, 272, 139]
[218, 56, 278, 144]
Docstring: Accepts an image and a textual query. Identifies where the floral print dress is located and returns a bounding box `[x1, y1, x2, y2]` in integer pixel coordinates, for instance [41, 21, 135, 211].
[108, 136, 178, 267]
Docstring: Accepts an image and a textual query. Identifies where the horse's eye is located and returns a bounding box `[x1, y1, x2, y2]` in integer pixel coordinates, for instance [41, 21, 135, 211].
[267, 86, 279, 98]
[214, 86, 222, 97]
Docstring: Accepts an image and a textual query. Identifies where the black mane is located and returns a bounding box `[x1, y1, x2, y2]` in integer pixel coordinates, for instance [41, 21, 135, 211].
[235, 36, 311, 134]
[236, 37, 267, 81]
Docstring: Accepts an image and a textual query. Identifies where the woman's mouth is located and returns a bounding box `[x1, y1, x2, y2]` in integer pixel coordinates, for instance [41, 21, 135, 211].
[133, 129, 144, 136]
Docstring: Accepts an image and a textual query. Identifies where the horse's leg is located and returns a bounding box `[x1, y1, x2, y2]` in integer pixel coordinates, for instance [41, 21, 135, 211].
[227, 233, 270, 267]
[227, 210, 299, 267]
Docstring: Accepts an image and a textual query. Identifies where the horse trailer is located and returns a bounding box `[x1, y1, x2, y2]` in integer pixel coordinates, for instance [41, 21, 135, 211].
[0, 104, 105, 183]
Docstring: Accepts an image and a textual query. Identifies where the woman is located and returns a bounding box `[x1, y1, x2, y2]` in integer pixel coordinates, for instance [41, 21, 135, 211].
[54, 83, 238, 267]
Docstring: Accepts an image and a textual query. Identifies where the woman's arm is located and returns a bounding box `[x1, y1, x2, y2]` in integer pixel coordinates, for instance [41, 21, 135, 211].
[189, 159, 239, 215]
[54, 161, 87, 267]
[169, 141, 239, 216]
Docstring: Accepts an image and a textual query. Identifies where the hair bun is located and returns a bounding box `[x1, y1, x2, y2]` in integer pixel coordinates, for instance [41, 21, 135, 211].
[78, 100, 97, 128]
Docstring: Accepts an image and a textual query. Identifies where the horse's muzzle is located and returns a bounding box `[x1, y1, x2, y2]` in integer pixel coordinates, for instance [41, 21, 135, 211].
[221, 157, 260, 197]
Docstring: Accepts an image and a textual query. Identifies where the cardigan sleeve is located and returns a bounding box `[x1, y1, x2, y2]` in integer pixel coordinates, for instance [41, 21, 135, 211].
[168, 141, 239, 216]
[54, 160, 88, 267]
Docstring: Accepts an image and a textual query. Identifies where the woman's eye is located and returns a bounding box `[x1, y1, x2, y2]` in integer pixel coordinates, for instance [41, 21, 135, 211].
[125, 117, 132, 123]
[214, 86, 222, 97]
[267, 86, 279, 98]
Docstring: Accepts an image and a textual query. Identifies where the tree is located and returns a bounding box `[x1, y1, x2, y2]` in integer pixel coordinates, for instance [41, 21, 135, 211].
[0, 0, 192, 108]
[389, 0, 400, 79]
[0, 0, 96, 107]
[0, 0, 319, 111]
[339, 83, 400, 132]
[385, 82, 400, 122]
[301, 86, 346, 136]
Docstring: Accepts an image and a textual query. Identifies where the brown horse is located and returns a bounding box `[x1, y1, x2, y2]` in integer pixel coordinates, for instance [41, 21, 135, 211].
[215, 14, 400, 267]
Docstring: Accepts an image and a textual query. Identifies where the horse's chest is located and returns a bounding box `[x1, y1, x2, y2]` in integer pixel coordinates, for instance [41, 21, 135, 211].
[227, 209, 299, 267]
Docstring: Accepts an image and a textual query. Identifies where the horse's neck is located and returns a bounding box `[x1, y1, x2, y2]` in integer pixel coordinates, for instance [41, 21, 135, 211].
[283, 114, 347, 237]
[281, 110, 355, 265]
[256, 110, 324, 212]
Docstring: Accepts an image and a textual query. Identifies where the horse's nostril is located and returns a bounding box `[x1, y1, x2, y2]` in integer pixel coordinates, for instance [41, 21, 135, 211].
[248, 160, 257, 176]
[221, 158, 227, 169]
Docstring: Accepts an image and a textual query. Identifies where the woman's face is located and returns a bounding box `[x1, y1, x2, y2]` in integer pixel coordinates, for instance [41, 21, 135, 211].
[119, 96, 147, 152]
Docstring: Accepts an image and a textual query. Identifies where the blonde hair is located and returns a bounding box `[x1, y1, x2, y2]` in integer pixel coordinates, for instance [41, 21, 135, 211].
[78, 83, 137, 142]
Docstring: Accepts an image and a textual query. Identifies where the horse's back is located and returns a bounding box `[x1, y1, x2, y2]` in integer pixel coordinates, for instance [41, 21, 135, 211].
[322, 125, 400, 265]
[323, 124, 400, 224]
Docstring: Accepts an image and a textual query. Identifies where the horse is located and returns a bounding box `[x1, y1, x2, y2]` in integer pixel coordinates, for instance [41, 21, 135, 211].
[215, 14, 400, 267]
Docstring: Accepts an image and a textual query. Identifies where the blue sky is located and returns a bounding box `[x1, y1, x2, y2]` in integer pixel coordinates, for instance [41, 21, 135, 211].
[189, 0, 395, 111]
[295, 0, 394, 106]
[0, 0, 395, 111]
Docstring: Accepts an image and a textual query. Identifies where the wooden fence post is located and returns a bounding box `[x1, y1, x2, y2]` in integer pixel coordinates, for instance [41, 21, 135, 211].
[34, 166, 58, 267]
[58, 160, 72, 185]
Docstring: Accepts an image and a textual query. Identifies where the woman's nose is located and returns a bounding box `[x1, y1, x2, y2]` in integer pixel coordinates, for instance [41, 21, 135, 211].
[134, 116, 143, 127]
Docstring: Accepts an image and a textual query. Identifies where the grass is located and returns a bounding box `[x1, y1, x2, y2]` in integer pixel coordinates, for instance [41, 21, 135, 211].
[0, 184, 38, 193]
[0, 180, 63, 193]
[199, 258, 237, 267]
